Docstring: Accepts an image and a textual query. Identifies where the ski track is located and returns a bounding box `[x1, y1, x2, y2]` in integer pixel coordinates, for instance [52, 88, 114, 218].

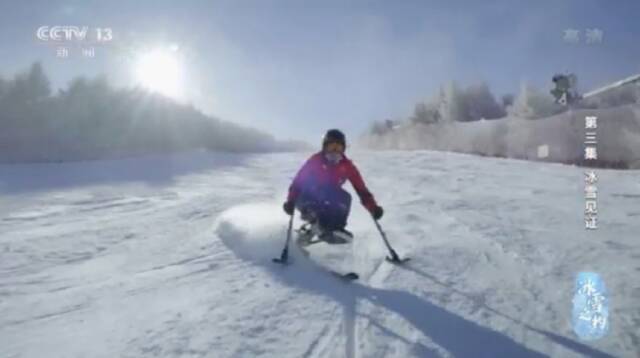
[1, 151, 638, 357]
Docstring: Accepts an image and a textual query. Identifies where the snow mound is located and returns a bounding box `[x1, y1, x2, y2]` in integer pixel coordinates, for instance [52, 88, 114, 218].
[215, 203, 361, 275]
[215, 203, 287, 261]
[215, 203, 306, 264]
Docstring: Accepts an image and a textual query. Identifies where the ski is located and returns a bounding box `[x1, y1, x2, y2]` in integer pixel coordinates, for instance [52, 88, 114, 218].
[272, 257, 359, 281]
[273, 236, 359, 281]
[320, 267, 359, 281]
[336, 272, 359, 280]
[385, 256, 411, 264]
[274, 218, 359, 281]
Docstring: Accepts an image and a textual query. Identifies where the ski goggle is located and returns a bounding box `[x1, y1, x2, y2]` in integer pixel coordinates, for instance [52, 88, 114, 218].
[324, 142, 345, 153]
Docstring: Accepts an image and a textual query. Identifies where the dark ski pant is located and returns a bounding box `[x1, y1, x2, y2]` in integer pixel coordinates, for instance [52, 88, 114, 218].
[295, 186, 352, 231]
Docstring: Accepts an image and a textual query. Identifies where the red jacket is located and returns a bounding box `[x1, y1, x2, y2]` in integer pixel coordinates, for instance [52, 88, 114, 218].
[287, 152, 378, 212]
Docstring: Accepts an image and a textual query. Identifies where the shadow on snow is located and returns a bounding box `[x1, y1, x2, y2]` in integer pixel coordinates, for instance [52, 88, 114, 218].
[216, 206, 615, 358]
[271, 262, 547, 358]
[0, 151, 252, 193]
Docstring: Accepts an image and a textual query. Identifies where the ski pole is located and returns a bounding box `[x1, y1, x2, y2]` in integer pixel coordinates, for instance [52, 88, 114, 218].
[372, 216, 405, 262]
[273, 213, 294, 264]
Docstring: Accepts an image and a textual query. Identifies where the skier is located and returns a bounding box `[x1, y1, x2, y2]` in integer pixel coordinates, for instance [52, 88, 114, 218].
[282, 129, 384, 243]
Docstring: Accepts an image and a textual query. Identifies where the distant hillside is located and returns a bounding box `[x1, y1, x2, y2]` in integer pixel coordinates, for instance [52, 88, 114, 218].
[0, 63, 308, 163]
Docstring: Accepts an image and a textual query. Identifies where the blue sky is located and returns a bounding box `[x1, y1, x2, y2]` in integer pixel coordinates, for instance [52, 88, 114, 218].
[1, 0, 639, 143]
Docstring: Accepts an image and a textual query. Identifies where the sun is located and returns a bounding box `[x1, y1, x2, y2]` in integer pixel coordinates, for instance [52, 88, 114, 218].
[134, 48, 185, 99]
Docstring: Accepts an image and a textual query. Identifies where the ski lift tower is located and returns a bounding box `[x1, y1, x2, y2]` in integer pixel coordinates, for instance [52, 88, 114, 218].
[551, 73, 640, 106]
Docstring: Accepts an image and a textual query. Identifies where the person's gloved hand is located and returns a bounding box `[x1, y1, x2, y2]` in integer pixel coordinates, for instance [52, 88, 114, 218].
[283, 201, 295, 216]
[371, 206, 384, 220]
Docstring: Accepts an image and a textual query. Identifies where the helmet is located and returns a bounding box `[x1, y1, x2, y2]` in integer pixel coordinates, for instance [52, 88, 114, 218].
[322, 129, 346, 148]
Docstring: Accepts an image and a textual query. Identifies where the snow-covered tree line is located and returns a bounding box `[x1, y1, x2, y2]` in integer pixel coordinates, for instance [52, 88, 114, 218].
[369, 80, 640, 135]
[370, 81, 570, 134]
[362, 81, 640, 169]
[0, 63, 304, 163]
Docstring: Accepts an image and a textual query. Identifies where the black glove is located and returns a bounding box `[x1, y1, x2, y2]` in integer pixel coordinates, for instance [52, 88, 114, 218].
[283, 201, 295, 216]
[371, 206, 384, 220]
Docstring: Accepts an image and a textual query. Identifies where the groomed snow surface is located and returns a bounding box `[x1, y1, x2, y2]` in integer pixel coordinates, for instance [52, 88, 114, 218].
[1, 151, 638, 357]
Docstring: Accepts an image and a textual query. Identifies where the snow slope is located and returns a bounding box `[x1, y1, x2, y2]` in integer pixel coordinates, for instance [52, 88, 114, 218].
[1, 151, 638, 357]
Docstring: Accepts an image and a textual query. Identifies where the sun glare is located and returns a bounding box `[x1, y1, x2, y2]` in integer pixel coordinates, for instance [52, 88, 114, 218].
[134, 48, 185, 99]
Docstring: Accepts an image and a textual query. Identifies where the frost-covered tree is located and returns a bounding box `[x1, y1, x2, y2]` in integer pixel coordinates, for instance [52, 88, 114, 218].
[462, 82, 506, 121]
[0, 76, 6, 98]
[412, 82, 504, 123]
[439, 82, 466, 122]
[2, 62, 50, 105]
[410, 102, 440, 125]
[26, 62, 51, 101]
[369, 120, 391, 135]
[508, 83, 563, 119]
[501, 94, 514, 109]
